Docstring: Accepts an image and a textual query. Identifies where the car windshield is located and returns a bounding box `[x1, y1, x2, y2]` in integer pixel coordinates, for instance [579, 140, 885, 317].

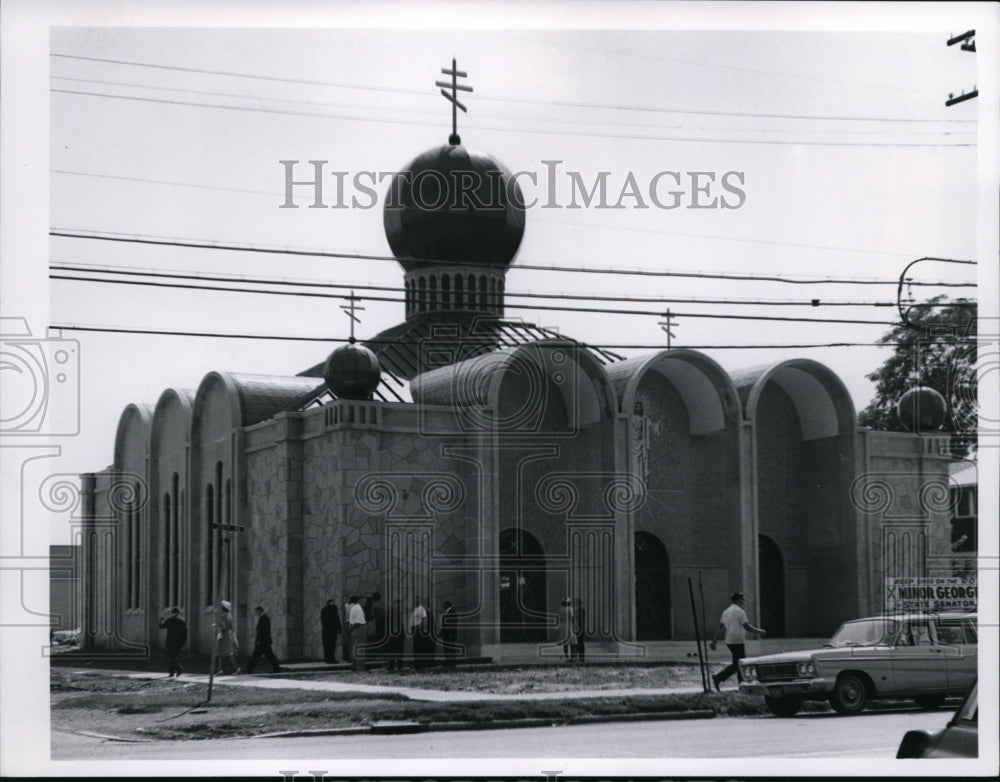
[827, 618, 897, 647]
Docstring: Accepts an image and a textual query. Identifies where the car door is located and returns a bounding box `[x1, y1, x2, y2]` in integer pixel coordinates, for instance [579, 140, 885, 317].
[939, 618, 977, 693]
[890, 619, 952, 694]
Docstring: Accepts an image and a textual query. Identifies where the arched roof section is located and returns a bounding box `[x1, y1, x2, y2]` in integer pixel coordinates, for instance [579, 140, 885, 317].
[607, 349, 741, 434]
[412, 339, 616, 427]
[732, 359, 856, 440]
[192, 372, 324, 434]
[114, 403, 153, 470]
[150, 388, 195, 455]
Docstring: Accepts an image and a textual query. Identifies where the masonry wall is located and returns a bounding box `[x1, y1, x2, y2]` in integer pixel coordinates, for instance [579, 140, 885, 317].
[244, 400, 478, 660]
[857, 431, 954, 615]
[635, 373, 741, 641]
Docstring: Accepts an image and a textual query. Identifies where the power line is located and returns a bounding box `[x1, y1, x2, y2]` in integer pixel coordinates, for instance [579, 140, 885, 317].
[51, 52, 975, 125]
[49, 323, 907, 350]
[49, 172, 958, 261]
[51, 87, 979, 148]
[50, 273, 901, 325]
[49, 75, 977, 139]
[51, 168, 276, 198]
[54, 263, 961, 309]
[49, 229, 977, 288]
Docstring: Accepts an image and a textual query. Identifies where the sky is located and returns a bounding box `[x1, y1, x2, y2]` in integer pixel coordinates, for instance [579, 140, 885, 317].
[39, 19, 989, 513]
[1, 2, 999, 775]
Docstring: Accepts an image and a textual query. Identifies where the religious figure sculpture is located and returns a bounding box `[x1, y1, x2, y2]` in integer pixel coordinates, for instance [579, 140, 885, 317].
[630, 401, 662, 487]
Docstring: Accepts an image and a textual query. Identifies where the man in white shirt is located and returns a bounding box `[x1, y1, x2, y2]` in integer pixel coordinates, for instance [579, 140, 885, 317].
[709, 591, 766, 691]
[409, 596, 430, 669]
[348, 594, 368, 671]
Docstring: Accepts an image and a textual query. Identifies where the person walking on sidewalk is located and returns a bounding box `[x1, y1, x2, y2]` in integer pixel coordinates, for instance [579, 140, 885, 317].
[709, 591, 765, 690]
[572, 598, 586, 663]
[409, 596, 430, 669]
[214, 600, 240, 675]
[558, 597, 576, 661]
[158, 607, 187, 677]
[341, 595, 355, 666]
[348, 594, 368, 671]
[320, 598, 342, 664]
[245, 606, 284, 674]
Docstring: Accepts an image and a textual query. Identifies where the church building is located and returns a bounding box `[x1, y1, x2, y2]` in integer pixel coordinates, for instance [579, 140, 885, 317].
[79, 69, 960, 661]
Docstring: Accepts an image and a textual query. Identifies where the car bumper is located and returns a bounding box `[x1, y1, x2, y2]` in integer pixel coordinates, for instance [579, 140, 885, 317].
[739, 678, 830, 697]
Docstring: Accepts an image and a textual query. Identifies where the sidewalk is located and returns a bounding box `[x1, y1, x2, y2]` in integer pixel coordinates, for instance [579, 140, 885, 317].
[97, 668, 709, 702]
[57, 638, 828, 703]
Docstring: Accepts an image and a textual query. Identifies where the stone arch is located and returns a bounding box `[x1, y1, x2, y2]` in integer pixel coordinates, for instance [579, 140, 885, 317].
[112, 403, 153, 643]
[737, 358, 856, 439]
[149, 388, 194, 633]
[735, 359, 858, 636]
[612, 349, 742, 432]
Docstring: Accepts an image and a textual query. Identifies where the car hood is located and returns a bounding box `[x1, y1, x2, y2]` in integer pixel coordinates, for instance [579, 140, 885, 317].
[741, 646, 890, 665]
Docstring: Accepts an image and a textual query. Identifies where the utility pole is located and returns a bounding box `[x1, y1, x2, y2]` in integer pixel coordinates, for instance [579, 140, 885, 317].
[945, 30, 977, 107]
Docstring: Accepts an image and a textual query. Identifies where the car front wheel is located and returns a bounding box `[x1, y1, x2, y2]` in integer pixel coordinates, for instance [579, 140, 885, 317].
[764, 695, 803, 717]
[830, 673, 868, 715]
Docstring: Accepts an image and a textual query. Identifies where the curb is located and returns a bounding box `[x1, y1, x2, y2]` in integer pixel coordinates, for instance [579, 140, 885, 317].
[256, 709, 717, 739]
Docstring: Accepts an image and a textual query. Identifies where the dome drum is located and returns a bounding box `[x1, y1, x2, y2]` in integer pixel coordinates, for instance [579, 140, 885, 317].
[404, 265, 506, 319]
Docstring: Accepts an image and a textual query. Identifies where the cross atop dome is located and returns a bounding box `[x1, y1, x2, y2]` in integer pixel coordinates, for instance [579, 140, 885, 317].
[435, 58, 473, 145]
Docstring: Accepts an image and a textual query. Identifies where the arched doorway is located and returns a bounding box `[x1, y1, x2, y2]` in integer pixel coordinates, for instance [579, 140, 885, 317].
[634, 531, 671, 639]
[499, 528, 547, 642]
[758, 534, 786, 637]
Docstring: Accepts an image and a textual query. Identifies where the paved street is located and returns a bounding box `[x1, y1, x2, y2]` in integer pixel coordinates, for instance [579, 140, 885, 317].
[52, 707, 952, 762]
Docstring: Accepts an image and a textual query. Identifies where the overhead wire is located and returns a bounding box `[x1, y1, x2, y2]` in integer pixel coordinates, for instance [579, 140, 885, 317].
[49, 230, 977, 288]
[52, 263, 976, 309]
[48, 75, 977, 138]
[49, 273, 905, 325]
[50, 87, 978, 148]
[48, 323, 912, 350]
[50, 52, 975, 124]
[48, 173, 964, 261]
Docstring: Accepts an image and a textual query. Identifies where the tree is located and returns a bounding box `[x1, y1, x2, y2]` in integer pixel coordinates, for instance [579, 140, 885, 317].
[858, 296, 977, 455]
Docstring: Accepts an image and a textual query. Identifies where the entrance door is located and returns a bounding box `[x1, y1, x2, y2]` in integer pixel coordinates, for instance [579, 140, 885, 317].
[634, 531, 671, 640]
[499, 529, 547, 642]
[758, 534, 785, 637]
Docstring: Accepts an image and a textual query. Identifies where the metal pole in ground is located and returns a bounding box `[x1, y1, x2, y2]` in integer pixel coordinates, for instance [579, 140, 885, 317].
[687, 577, 709, 693]
[698, 572, 711, 685]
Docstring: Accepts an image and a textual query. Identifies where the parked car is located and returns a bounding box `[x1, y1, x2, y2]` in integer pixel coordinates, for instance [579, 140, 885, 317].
[738, 612, 977, 717]
[897, 679, 977, 758]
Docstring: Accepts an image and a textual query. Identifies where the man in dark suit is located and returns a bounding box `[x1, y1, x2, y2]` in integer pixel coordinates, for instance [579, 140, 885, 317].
[320, 599, 342, 663]
[158, 606, 187, 677]
[245, 605, 283, 674]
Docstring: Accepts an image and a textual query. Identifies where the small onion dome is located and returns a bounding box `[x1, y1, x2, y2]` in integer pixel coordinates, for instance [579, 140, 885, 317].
[323, 342, 381, 400]
[896, 386, 948, 433]
[383, 144, 526, 272]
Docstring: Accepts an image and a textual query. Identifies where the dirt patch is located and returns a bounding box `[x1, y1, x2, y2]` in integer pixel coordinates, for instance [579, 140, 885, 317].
[50, 666, 764, 741]
[299, 662, 704, 694]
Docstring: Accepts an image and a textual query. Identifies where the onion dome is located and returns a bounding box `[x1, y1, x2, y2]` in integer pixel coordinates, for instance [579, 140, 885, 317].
[323, 342, 381, 400]
[383, 144, 526, 272]
[897, 386, 948, 432]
